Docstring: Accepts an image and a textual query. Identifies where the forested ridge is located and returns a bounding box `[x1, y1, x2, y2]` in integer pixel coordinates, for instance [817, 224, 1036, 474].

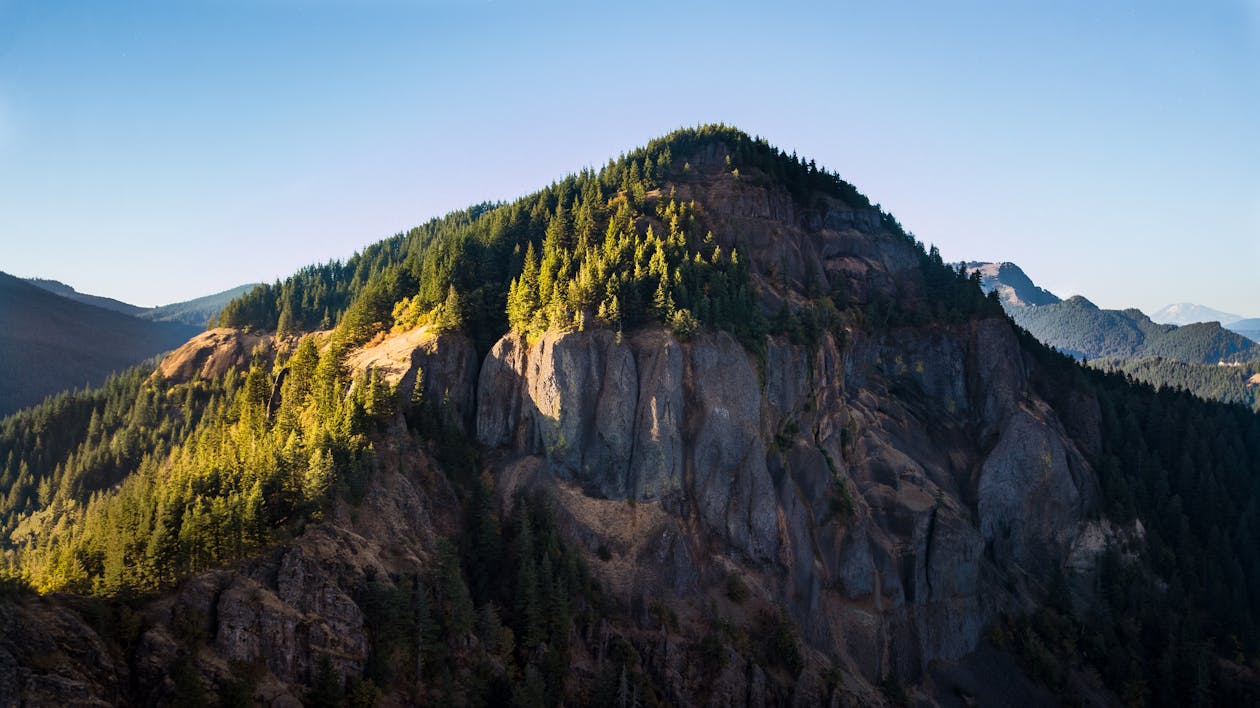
[2, 126, 1260, 704]
[1091, 356, 1260, 413]
[7, 124, 958, 596]
[1007, 298, 1260, 363]
[215, 125, 984, 355]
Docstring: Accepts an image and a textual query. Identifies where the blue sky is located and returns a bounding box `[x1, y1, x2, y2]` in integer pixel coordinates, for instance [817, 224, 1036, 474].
[1, 1, 1256, 315]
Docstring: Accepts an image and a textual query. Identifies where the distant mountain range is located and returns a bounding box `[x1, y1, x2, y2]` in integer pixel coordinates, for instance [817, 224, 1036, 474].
[25, 278, 261, 328]
[962, 262, 1260, 362]
[0, 275, 260, 416]
[963, 262, 1260, 411]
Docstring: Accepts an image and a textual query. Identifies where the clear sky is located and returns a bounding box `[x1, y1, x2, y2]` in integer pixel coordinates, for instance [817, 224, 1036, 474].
[1, 1, 1256, 315]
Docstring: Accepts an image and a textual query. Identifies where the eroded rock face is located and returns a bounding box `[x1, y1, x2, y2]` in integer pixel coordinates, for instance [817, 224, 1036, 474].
[478, 329, 690, 504]
[477, 329, 784, 561]
[0, 595, 126, 706]
[476, 316, 1099, 686]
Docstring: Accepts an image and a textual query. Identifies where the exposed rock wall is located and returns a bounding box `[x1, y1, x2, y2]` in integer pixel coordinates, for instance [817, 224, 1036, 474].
[475, 318, 1100, 685]
[1, 147, 1113, 706]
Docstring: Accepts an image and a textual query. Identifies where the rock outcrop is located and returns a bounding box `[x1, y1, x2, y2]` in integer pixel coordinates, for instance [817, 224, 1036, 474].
[347, 325, 480, 428]
[0, 594, 127, 706]
[156, 328, 281, 384]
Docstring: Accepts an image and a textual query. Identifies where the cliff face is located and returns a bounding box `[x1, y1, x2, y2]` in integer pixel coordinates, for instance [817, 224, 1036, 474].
[0, 150, 1108, 706]
[473, 316, 1098, 685]
[462, 171, 1102, 695]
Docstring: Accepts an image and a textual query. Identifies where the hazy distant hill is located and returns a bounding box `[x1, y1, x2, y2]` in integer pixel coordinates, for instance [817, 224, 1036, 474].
[25, 277, 147, 317]
[138, 283, 262, 328]
[26, 278, 261, 329]
[0, 272, 199, 416]
[964, 262, 1260, 364]
[1227, 318, 1260, 343]
[1151, 302, 1243, 326]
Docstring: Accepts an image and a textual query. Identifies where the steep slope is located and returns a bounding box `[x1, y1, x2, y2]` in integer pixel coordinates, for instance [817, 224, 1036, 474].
[3, 128, 1260, 706]
[1151, 302, 1243, 326]
[0, 272, 199, 416]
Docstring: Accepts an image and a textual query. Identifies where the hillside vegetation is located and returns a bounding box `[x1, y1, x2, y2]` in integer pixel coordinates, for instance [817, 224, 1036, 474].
[1010, 296, 1260, 363]
[2, 127, 1259, 705]
[1093, 357, 1260, 412]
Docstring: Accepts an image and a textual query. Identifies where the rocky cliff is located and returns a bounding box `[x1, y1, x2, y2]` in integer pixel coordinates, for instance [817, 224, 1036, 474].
[0, 137, 1116, 707]
[472, 313, 1098, 688]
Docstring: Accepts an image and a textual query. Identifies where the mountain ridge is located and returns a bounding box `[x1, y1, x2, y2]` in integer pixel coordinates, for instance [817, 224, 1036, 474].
[963, 261, 1260, 363]
[0, 271, 200, 417]
[25, 277, 262, 328]
[2, 127, 1259, 706]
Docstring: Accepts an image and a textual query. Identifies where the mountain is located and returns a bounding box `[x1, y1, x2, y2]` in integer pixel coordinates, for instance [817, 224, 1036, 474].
[0, 272, 200, 416]
[26, 277, 262, 329]
[960, 261, 1060, 307]
[965, 262, 1260, 364]
[1013, 296, 1260, 362]
[1151, 302, 1243, 326]
[138, 283, 264, 328]
[24, 277, 147, 317]
[3, 127, 1260, 706]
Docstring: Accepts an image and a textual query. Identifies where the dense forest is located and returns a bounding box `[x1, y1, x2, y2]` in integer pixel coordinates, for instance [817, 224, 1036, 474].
[2, 126, 1260, 704]
[1091, 356, 1260, 412]
[1009, 328, 1260, 706]
[0, 331, 383, 594]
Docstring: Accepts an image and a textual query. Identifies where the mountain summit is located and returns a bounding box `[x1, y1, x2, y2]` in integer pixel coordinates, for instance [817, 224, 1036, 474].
[1151, 302, 1244, 326]
[3, 128, 1259, 706]
[960, 261, 1060, 308]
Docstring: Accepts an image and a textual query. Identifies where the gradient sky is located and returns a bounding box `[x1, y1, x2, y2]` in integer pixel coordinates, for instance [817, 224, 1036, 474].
[1, 1, 1256, 315]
